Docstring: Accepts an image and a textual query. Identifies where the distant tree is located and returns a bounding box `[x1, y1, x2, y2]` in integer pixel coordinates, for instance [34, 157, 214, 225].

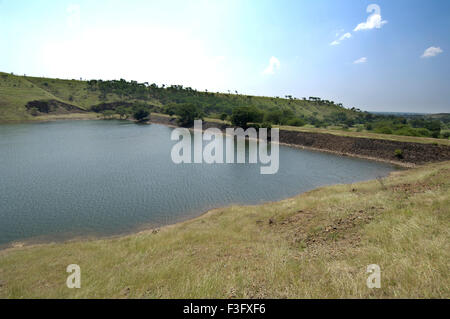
[425, 120, 441, 136]
[133, 107, 150, 122]
[265, 110, 283, 125]
[231, 106, 263, 128]
[116, 106, 132, 119]
[175, 103, 203, 127]
[29, 107, 39, 116]
[220, 113, 228, 121]
[286, 118, 306, 127]
[101, 110, 115, 119]
[375, 127, 393, 135]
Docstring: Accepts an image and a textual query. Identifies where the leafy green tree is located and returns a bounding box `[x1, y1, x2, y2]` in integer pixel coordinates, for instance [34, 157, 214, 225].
[230, 106, 263, 128]
[116, 106, 132, 119]
[133, 107, 150, 122]
[265, 110, 283, 125]
[220, 113, 228, 121]
[164, 103, 177, 117]
[375, 126, 393, 134]
[286, 118, 305, 127]
[175, 103, 203, 127]
[101, 110, 115, 119]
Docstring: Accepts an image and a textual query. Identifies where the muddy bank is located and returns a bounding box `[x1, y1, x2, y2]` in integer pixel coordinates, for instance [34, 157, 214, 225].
[278, 130, 450, 166]
[26, 100, 86, 115]
[150, 114, 450, 166]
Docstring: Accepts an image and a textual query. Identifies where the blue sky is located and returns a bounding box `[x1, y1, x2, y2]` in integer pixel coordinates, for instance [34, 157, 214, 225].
[1, 0, 449, 113]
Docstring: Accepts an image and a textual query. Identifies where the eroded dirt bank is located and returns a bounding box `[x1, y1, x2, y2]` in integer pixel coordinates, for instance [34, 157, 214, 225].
[150, 114, 450, 166]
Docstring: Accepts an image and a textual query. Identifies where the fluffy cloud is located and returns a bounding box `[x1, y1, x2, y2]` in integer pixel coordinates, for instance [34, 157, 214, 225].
[353, 57, 367, 64]
[330, 32, 352, 46]
[262, 56, 280, 75]
[421, 46, 443, 58]
[354, 4, 387, 31]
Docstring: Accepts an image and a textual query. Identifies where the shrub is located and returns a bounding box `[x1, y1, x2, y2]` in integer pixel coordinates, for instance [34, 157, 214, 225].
[116, 106, 132, 119]
[29, 107, 39, 116]
[394, 149, 404, 159]
[286, 118, 305, 127]
[133, 108, 150, 122]
[101, 110, 115, 119]
[231, 106, 263, 128]
[220, 113, 228, 121]
[175, 103, 203, 127]
[375, 127, 393, 135]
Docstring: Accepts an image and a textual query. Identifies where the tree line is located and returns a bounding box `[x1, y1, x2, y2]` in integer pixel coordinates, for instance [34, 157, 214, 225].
[86, 79, 449, 139]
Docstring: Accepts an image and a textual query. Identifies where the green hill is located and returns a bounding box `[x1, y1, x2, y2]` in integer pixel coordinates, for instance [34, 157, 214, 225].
[0, 72, 358, 123]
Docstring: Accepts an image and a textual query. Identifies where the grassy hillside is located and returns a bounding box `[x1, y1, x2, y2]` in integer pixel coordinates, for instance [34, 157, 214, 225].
[1, 72, 448, 142]
[0, 72, 356, 123]
[0, 161, 448, 298]
[0, 72, 109, 121]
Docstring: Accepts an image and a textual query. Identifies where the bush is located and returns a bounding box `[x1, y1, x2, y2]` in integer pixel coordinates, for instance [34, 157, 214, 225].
[417, 128, 431, 137]
[116, 106, 132, 119]
[101, 110, 115, 119]
[29, 107, 39, 116]
[175, 103, 203, 127]
[286, 118, 305, 127]
[133, 108, 150, 122]
[375, 127, 393, 135]
[231, 106, 263, 128]
[394, 149, 404, 159]
[163, 104, 177, 117]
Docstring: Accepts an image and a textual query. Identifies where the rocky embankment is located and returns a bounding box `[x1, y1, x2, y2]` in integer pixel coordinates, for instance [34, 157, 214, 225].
[150, 114, 450, 166]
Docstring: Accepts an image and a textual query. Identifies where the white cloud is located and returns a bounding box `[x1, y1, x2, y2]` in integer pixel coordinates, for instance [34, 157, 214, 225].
[262, 56, 280, 75]
[353, 57, 367, 64]
[330, 32, 352, 46]
[421, 46, 443, 58]
[354, 4, 387, 31]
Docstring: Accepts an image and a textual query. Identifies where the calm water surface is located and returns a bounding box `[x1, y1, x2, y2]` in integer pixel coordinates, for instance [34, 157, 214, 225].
[0, 120, 397, 246]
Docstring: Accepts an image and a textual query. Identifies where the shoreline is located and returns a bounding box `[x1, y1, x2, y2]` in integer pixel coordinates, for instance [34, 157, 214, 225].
[1, 160, 448, 298]
[1, 164, 399, 253]
[0, 115, 447, 251]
